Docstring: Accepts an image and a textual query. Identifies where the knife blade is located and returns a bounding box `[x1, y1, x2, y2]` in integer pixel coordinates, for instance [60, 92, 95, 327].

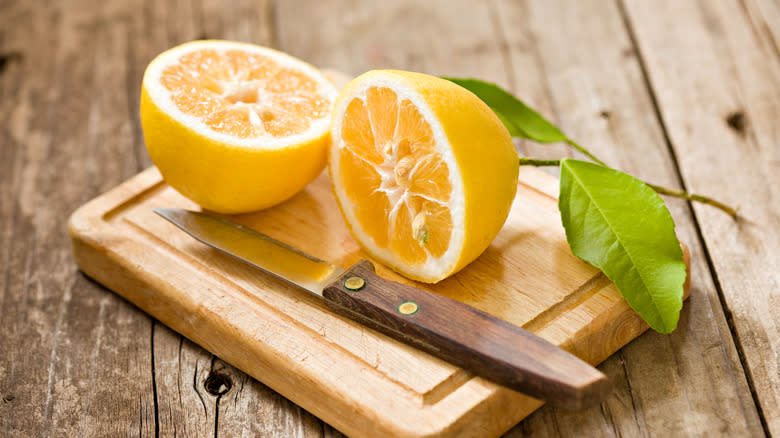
[154, 207, 610, 410]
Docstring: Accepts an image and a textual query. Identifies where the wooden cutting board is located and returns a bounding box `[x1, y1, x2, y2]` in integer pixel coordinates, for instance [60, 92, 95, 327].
[69, 165, 689, 438]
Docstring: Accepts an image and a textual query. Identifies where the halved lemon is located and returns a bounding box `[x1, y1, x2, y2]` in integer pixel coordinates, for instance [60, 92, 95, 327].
[329, 70, 518, 283]
[141, 40, 338, 213]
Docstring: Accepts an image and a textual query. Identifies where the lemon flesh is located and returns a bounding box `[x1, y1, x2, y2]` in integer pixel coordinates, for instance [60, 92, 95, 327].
[140, 40, 338, 213]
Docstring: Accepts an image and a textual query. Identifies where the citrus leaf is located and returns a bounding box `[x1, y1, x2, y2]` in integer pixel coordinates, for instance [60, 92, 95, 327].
[558, 159, 686, 333]
[441, 77, 567, 143]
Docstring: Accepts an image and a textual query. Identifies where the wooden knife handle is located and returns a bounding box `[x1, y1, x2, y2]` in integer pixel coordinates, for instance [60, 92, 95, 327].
[322, 260, 611, 410]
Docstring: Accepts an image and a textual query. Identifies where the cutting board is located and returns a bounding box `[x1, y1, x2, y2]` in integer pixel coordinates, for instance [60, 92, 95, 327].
[69, 165, 689, 438]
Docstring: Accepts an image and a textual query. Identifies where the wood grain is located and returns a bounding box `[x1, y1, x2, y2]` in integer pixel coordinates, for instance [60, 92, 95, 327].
[276, 1, 766, 436]
[488, 0, 766, 436]
[0, 0, 328, 437]
[323, 260, 611, 410]
[623, 0, 780, 434]
[0, 1, 154, 436]
[0, 0, 775, 436]
[70, 161, 672, 436]
[127, 1, 332, 437]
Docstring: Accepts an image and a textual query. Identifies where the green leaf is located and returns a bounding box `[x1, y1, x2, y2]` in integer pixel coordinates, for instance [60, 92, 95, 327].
[558, 159, 687, 333]
[441, 77, 567, 143]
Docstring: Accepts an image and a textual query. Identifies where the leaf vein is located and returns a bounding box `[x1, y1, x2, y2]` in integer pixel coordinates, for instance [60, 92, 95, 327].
[562, 160, 670, 331]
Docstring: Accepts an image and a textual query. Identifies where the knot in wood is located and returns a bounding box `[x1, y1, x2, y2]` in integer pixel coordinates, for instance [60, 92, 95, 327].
[204, 372, 233, 396]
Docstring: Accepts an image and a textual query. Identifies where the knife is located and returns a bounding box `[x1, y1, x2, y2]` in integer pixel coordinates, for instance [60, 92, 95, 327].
[154, 208, 610, 410]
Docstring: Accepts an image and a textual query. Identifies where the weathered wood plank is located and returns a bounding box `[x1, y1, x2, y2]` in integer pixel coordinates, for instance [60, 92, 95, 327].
[196, 1, 327, 435]
[492, 0, 764, 436]
[115, 0, 323, 436]
[623, 0, 780, 435]
[111, 0, 328, 435]
[154, 328, 216, 437]
[0, 7, 37, 431]
[55, 1, 159, 435]
[742, 0, 780, 62]
[213, 356, 325, 437]
[276, 0, 507, 81]
[125, 0, 198, 435]
[0, 0, 772, 436]
[483, 0, 572, 176]
[0, 0, 157, 436]
[133, 0, 219, 436]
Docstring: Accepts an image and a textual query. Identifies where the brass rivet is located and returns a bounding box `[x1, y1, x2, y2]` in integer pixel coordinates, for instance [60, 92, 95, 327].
[398, 301, 419, 315]
[343, 276, 365, 291]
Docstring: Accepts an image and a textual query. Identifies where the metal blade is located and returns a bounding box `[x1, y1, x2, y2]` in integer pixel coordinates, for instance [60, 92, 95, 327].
[154, 208, 345, 296]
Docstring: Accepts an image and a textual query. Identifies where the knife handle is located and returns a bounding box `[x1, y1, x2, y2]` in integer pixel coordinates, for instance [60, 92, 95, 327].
[322, 260, 611, 410]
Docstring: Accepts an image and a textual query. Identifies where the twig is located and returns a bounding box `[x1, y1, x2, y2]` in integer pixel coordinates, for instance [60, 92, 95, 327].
[647, 184, 738, 219]
[518, 158, 560, 166]
[518, 157, 738, 218]
[565, 139, 606, 166]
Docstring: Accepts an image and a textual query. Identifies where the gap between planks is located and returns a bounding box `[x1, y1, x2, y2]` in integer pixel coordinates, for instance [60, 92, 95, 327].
[616, 1, 772, 435]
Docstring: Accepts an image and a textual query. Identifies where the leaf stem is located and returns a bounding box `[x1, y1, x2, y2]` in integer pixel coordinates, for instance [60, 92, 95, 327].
[518, 157, 738, 218]
[646, 184, 738, 219]
[565, 139, 606, 166]
[518, 158, 560, 166]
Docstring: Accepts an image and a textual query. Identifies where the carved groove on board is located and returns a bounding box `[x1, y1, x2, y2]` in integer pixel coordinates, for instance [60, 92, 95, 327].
[97, 167, 648, 406]
[119, 216, 463, 405]
[102, 170, 168, 222]
[420, 370, 474, 405]
[68, 165, 684, 437]
[523, 274, 611, 332]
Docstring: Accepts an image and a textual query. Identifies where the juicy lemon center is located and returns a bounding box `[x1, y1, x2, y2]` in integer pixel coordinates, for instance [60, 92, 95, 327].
[339, 86, 453, 265]
[158, 48, 331, 139]
[219, 81, 280, 130]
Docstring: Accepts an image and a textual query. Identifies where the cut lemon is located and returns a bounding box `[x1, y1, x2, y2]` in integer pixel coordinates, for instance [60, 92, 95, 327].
[140, 40, 338, 213]
[329, 70, 518, 283]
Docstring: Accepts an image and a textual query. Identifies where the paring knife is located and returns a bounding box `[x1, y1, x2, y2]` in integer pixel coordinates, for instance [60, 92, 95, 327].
[154, 208, 611, 410]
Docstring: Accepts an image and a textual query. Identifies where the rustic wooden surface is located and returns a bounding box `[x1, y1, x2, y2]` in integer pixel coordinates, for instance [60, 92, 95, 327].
[0, 0, 776, 436]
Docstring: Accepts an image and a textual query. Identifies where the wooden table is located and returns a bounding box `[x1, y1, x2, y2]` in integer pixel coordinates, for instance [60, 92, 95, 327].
[1, 1, 777, 436]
